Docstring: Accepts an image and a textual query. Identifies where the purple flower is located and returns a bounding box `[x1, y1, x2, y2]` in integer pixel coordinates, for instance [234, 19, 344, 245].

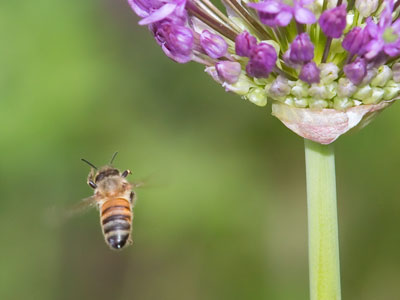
[319, 4, 347, 38]
[200, 30, 228, 59]
[246, 43, 277, 78]
[289, 33, 314, 64]
[283, 50, 301, 69]
[216, 61, 242, 84]
[299, 61, 320, 84]
[342, 27, 370, 56]
[128, 0, 187, 25]
[364, 1, 400, 59]
[152, 21, 194, 63]
[247, 0, 316, 27]
[235, 31, 257, 57]
[343, 58, 367, 85]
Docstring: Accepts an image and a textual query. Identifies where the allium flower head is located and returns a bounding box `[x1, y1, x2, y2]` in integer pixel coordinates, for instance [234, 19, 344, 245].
[129, 0, 400, 144]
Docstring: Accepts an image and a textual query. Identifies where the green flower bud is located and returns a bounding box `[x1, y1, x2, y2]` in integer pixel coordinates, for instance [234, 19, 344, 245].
[327, 0, 348, 9]
[291, 81, 309, 98]
[293, 97, 309, 108]
[309, 83, 337, 100]
[353, 84, 373, 101]
[224, 73, 257, 96]
[267, 76, 291, 100]
[246, 87, 268, 106]
[276, 96, 294, 106]
[392, 63, 400, 83]
[355, 0, 379, 18]
[361, 69, 378, 86]
[309, 98, 329, 110]
[383, 80, 400, 100]
[362, 88, 384, 104]
[371, 65, 392, 87]
[333, 96, 354, 110]
[320, 63, 340, 84]
[338, 78, 357, 97]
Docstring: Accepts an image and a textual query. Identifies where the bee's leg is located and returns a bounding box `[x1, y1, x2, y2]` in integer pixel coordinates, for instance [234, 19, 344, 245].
[87, 168, 97, 189]
[121, 169, 132, 178]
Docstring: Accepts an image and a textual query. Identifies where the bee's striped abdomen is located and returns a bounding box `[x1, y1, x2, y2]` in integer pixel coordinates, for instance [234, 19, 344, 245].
[100, 198, 132, 250]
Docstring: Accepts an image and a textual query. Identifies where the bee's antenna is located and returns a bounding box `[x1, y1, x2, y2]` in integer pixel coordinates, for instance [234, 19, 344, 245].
[81, 158, 98, 170]
[110, 151, 118, 165]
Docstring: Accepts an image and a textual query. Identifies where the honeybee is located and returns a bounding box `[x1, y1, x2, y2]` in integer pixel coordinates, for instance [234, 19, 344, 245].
[79, 152, 137, 250]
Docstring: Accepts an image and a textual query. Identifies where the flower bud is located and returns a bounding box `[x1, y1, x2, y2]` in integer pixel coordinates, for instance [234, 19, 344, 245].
[293, 97, 309, 108]
[320, 63, 339, 84]
[215, 61, 242, 84]
[362, 88, 384, 104]
[319, 4, 347, 38]
[342, 27, 370, 55]
[200, 30, 228, 59]
[224, 74, 257, 95]
[235, 31, 257, 57]
[333, 96, 354, 110]
[246, 87, 268, 106]
[361, 68, 378, 85]
[300, 62, 320, 84]
[153, 22, 194, 63]
[355, 0, 379, 18]
[268, 75, 291, 100]
[343, 58, 367, 85]
[283, 49, 301, 69]
[338, 78, 357, 97]
[392, 63, 400, 82]
[353, 84, 373, 101]
[309, 83, 336, 99]
[309, 98, 329, 110]
[327, 0, 348, 9]
[246, 43, 277, 78]
[289, 33, 315, 64]
[371, 65, 393, 87]
[291, 81, 309, 98]
[383, 81, 400, 100]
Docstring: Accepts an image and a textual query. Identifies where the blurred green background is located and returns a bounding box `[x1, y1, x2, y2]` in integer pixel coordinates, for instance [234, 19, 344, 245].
[1, 1, 400, 299]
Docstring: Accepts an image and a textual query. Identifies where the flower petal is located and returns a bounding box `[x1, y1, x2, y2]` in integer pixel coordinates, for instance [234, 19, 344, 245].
[294, 7, 316, 24]
[139, 3, 177, 25]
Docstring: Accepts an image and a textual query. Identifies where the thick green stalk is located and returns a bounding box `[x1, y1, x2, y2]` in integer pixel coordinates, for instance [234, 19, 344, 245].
[304, 139, 341, 300]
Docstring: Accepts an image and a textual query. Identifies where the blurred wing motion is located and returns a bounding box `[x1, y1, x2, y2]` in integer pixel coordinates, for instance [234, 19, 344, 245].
[43, 196, 98, 228]
[64, 196, 98, 220]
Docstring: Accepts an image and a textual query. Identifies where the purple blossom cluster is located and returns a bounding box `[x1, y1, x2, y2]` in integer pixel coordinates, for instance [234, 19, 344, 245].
[128, 0, 400, 109]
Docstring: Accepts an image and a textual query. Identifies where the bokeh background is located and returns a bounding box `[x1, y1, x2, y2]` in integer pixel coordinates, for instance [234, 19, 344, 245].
[1, 1, 400, 299]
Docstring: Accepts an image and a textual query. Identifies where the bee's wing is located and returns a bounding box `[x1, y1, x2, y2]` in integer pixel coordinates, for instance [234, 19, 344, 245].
[65, 196, 98, 219]
[44, 196, 98, 228]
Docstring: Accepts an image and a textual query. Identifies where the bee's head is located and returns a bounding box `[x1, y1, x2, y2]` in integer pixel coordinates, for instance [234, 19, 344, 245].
[81, 152, 121, 190]
[94, 167, 120, 183]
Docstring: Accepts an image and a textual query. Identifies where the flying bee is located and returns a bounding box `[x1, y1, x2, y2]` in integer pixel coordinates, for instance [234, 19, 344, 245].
[79, 152, 137, 250]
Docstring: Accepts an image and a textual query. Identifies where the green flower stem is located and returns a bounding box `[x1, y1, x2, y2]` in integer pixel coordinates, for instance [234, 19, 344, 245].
[304, 139, 341, 300]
